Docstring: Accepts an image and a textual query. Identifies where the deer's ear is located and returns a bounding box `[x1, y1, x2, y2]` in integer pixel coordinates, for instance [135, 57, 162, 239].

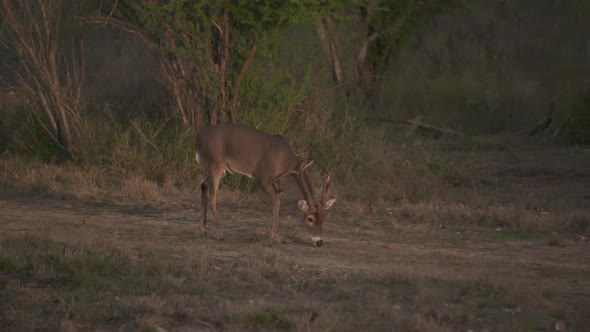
[297, 199, 309, 213]
[324, 198, 337, 210]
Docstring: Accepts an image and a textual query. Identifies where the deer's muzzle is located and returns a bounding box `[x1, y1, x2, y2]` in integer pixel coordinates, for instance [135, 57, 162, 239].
[312, 236, 323, 247]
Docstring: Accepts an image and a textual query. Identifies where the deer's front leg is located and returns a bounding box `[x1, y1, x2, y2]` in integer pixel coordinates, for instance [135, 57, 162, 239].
[258, 178, 281, 239]
[271, 191, 280, 236]
[270, 180, 283, 239]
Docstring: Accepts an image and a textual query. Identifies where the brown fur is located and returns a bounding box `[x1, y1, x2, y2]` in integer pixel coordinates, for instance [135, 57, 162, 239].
[195, 124, 335, 246]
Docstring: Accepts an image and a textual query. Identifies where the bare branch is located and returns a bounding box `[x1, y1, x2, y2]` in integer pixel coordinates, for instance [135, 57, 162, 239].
[1, 0, 86, 153]
[516, 102, 555, 137]
[231, 41, 258, 111]
[366, 117, 463, 137]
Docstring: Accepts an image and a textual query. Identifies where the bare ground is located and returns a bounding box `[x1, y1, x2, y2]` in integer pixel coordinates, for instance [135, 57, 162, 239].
[1, 145, 590, 331]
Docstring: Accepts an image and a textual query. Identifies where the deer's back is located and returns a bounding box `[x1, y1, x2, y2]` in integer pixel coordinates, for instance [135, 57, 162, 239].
[195, 124, 299, 178]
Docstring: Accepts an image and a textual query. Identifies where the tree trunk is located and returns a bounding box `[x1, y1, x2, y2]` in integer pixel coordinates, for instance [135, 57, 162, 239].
[353, 2, 389, 108]
[317, 15, 345, 85]
[231, 41, 258, 117]
[214, 8, 231, 124]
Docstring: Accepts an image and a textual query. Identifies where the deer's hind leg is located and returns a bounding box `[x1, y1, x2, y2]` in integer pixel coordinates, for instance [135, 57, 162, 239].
[200, 164, 225, 239]
[200, 176, 210, 236]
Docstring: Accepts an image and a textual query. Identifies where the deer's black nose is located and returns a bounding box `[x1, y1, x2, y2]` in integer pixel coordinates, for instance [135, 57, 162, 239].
[315, 239, 324, 247]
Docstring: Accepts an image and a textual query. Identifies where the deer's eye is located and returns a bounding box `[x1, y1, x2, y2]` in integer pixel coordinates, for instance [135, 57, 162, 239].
[307, 216, 313, 223]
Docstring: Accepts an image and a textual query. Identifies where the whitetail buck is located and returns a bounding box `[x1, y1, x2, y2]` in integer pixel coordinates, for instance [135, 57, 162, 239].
[195, 124, 336, 247]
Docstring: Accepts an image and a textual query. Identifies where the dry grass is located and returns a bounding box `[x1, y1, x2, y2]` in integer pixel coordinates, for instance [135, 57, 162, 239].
[1, 199, 589, 331]
[392, 200, 589, 234]
[121, 176, 164, 205]
[0, 156, 105, 200]
[0, 154, 196, 209]
[3, 228, 587, 331]
[1, 143, 589, 330]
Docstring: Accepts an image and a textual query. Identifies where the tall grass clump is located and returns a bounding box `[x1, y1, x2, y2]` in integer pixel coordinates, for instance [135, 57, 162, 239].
[101, 119, 197, 186]
[0, 109, 200, 201]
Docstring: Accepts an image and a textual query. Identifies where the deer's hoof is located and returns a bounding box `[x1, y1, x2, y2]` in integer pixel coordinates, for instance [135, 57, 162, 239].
[271, 233, 285, 244]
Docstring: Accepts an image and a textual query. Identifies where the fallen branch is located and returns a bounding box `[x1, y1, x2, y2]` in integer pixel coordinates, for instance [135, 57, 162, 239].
[366, 117, 462, 137]
[517, 102, 555, 137]
[551, 116, 572, 143]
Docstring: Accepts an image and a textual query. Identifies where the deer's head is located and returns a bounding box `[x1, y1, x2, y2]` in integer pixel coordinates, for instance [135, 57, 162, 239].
[291, 161, 336, 247]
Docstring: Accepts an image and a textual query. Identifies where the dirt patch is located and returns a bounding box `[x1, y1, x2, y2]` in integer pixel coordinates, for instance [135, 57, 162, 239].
[1, 145, 589, 330]
[1, 192, 589, 331]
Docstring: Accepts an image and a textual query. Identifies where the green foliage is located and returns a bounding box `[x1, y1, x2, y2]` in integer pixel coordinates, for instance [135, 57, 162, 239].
[101, 119, 197, 185]
[107, 0, 325, 125]
[238, 64, 301, 132]
[1, 106, 68, 161]
[3, 0, 590, 201]
[365, 0, 462, 75]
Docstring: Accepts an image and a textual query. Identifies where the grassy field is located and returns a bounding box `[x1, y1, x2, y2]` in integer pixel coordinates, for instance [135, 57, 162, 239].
[1, 141, 589, 331]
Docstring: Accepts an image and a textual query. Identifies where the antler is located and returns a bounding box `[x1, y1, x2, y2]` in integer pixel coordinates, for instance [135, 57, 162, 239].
[300, 160, 315, 173]
[276, 160, 316, 207]
[277, 160, 314, 179]
[297, 161, 316, 206]
[321, 171, 331, 204]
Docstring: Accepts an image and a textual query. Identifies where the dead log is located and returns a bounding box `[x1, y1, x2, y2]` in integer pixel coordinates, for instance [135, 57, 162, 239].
[366, 117, 462, 137]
